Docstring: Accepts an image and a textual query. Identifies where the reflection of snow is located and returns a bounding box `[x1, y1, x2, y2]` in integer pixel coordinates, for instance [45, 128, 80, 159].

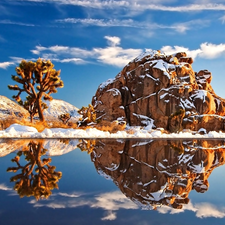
[0, 139, 80, 157]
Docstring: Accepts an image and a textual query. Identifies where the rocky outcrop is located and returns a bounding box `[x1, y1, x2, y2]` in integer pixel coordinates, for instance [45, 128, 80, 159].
[90, 139, 225, 210]
[92, 50, 225, 132]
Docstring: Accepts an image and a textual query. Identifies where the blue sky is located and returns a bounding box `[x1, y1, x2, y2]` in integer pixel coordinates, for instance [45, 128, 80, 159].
[1, 0, 225, 108]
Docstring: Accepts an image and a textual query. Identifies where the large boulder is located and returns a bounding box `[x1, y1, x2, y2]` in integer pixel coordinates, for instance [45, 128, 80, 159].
[92, 50, 225, 132]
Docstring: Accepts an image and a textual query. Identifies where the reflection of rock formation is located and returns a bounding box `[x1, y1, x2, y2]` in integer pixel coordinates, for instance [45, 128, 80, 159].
[7, 140, 62, 200]
[90, 139, 225, 209]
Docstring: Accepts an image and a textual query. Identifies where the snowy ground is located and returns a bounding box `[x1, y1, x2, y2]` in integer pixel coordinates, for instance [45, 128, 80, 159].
[0, 123, 225, 139]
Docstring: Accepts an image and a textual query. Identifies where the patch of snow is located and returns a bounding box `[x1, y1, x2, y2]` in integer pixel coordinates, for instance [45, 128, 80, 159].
[98, 78, 115, 90]
[198, 128, 207, 134]
[134, 50, 162, 62]
[180, 98, 196, 110]
[106, 88, 121, 96]
[151, 59, 170, 79]
[44, 99, 80, 120]
[160, 93, 168, 100]
[191, 90, 208, 103]
[5, 124, 38, 133]
[2, 123, 225, 139]
[132, 113, 155, 129]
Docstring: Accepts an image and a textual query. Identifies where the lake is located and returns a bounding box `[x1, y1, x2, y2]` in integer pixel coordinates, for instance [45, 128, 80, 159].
[0, 138, 225, 225]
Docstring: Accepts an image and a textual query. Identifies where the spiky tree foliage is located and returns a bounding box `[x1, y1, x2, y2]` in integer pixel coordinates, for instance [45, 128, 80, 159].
[77, 139, 96, 154]
[58, 113, 71, 124]
[8, 59, 64, 122]
[7, 141, 62, 200]
[77, 104, 96, 126]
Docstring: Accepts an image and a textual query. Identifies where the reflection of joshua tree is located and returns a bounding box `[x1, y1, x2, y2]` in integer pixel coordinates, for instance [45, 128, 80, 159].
[77, 139, 96, 154]
[7, 140, 62, 200]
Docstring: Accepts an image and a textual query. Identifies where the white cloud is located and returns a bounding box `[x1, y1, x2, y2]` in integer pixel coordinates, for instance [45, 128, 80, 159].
[56, 18, 138, 27]
[161, 42, 225, 59]
[104, 36, 121, 47]
[30, 38, 225, 67]
[30, 36, 142, 67]
[17, 0, 225, 12]
[31, 46, 47, 55]
[94, 46, 142, 67]
[58, 58, 86, 64]
[220, 15, 225, 23]
[0, 62, 15, 69]
[56, 18, 209, 34]
[161, 45, 202, 59]
[10, 57, 25, 64]
[49, 45, 69, 52]
[199, 42, 225, 58]
[0, 19, 35, 26]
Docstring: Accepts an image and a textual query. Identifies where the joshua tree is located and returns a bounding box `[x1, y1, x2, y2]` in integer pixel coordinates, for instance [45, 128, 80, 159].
[7, 140, 62, 200]
[58, 113, 71, 124]
[8, 59, 64, 122]
[77, 104, 96, 126]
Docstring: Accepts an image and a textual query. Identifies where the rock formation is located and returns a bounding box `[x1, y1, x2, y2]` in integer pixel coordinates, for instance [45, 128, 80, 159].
[90, 139, 225, 210]
[92, 50, 225, 132]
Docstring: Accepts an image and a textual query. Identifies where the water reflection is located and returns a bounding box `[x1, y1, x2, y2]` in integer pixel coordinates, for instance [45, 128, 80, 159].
[1, 138, 225, 212]
[88, 139, 225, 210]
[7, 140, 62, 200]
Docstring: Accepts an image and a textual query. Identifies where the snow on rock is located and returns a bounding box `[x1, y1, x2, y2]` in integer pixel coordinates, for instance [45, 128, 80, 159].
[98, 78, 115, 91]
[44, 99, 81, 121]
[0, 95, 28, 121]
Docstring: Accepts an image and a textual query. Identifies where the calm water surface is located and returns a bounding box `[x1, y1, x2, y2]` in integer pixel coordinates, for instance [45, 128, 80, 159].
[0, 138, 225, 225]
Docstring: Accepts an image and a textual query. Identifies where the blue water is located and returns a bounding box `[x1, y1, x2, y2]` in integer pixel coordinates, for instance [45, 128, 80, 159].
[0, 139, 225, 225]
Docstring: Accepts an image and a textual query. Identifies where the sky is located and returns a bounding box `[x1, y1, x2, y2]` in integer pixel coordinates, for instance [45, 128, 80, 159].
[1, 0, 225, 109]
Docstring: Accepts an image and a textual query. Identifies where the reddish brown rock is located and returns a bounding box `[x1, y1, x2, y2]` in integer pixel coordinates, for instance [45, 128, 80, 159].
[92, 50, 225, 132]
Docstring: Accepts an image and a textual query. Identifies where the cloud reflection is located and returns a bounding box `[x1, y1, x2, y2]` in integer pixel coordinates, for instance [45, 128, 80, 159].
[195, 203, 225, 218]
[101, 211, 117, 221]
[158, 201, 225, 219]
[0, 183, 13, 191]
[28, 190, 137, 221]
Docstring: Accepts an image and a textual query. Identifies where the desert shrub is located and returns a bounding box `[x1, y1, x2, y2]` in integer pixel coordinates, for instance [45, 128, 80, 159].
[58, 113, 71, 124]
[77, 104, 96, 127]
